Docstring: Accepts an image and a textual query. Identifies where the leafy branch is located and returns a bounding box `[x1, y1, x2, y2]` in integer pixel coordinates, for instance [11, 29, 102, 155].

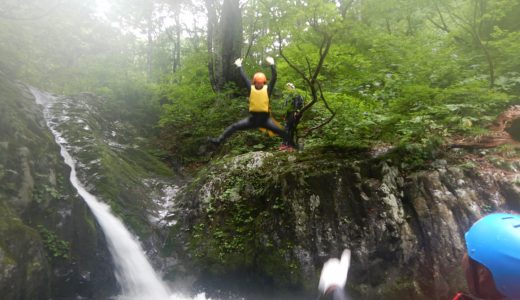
[277, 28, 335, 138]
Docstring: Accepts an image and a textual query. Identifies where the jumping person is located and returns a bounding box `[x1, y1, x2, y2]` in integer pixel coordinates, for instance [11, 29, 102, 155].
[453, 213, 520, 300]
[208, 57, 296, 149]
[319, 249, 351, 300]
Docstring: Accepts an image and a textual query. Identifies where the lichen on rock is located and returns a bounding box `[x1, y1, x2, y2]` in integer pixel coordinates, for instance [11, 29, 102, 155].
[171, 145, 520, 299]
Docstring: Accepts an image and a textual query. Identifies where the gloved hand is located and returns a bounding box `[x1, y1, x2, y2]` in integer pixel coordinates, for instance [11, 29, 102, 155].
[318, 249, 351, 295]
[234, 58, 243, 67]
[266, 56, 275, 65]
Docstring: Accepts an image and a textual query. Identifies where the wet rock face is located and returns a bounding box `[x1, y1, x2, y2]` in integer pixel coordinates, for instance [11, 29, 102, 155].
[42, 91, 175, 241]
[30, 85, 185, 288]
[0, 74, 117, 299]
[0, 215, 49, 300]
[176, 149, 519, 299]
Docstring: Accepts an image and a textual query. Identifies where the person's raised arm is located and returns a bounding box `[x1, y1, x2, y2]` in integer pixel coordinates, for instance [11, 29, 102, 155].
[235, 58, 251, 93]
[266, 56, 277, 97]
[319, 249, 351, 300]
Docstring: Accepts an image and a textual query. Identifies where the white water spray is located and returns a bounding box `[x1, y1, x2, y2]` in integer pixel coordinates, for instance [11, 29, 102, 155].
[30, 87, 207, 300]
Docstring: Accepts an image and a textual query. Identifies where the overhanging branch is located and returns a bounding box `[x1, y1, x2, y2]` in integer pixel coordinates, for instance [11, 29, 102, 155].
[300, 81, 336, 137]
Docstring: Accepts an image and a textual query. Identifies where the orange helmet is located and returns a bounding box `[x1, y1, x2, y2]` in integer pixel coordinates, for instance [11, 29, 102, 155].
[253, 72, 267, 84]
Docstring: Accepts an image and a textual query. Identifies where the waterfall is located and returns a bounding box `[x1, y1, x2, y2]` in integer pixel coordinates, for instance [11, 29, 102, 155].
[30, 87, 207, 300]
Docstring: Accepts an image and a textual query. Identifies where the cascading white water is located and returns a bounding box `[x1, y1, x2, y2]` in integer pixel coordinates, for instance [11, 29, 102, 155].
[30, 87, 208, 300]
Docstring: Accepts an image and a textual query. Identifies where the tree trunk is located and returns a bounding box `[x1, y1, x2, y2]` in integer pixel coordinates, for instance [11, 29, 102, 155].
[205, 0, 243, 92]
[477, 38, 495, 88]
[205, 0, 218, 91]
[146, 16, 154, 82]
[474, 0, 495, 87]
[173, 11, 181, 73]
[217, 0, 243, 90]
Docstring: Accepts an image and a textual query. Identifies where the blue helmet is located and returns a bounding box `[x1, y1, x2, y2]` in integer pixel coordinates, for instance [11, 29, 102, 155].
[465, 213, 520, 299]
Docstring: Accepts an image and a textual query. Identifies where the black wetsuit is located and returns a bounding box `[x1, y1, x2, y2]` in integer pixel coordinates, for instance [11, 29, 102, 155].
[212, 65, 293, 146]
[283, 93, 304, 146]
[322, 287, 348, 300]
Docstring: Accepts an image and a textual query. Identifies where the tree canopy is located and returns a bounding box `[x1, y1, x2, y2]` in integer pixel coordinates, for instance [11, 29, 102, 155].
[1, 0, 519, 164]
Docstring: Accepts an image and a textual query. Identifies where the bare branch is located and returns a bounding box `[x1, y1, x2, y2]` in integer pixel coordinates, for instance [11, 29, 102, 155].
[427, 16, 450, 33]
[311, 34, 332, 83]
[435, 1, 450, 32]
[300, 82, 336, 137]
[277, 38, 311, 87]
[300, 114, 335, 137]
[317, 81, 335, 116]
[447, 10, 473, 35]
[337, 0, 355, 19]
[244, 16, 260, 60]
[305, 57, 313, 78]
[276, 13, 336, 139]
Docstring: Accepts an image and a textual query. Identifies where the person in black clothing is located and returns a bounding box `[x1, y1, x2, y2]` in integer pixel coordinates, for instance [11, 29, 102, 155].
[281, 82, 304, 150]
[208, 57, 295, 149]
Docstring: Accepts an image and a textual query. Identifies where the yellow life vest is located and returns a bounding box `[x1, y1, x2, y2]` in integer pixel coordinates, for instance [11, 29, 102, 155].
[259, 115, 283, 137]
[249, 85, 269, 112]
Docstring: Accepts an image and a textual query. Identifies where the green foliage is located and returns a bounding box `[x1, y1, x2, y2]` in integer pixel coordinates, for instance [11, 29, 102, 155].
[36, 225, 70, 261]
[0, 1, 141, 94]
[156, 51, 284, 163]
[100, 80, 161, 136]
[239, 0, 516, 155]
[33, 185, 61, 204]
[2, 0, 520, 164]
[312, 92, 380, 146]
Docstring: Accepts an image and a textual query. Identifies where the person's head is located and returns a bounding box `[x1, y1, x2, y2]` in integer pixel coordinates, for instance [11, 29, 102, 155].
[253, 72, 267, 90]
[463, 213, 520, 299]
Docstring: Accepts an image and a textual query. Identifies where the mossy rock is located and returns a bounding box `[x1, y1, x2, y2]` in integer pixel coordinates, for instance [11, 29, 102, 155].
[180, 151, 341, 291]
[0, 75, 118, 299]
[0, 204, 50, 300]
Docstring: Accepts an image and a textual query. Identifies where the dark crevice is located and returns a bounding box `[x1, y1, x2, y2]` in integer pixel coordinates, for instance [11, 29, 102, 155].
[505, 118, 520, 142]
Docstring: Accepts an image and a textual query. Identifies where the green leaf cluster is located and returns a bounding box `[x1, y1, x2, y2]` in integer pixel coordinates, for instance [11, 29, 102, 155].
[36, 225, 70, 261]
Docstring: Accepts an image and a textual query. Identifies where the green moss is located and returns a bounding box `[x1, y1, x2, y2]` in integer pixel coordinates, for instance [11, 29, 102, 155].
[121, 212, 151, 239]
[0, 203, 49, 279]
[257, 245, 303, 287]
[125, 148, 173, 177]
[27, 260, 44, 275]
[1, 248, 16, 266]
[161, 223, 182, 256]
[377, 277, 421, 299]
[75, 143, 167, 239]
[182, 146, 397, 291]
[185, 156, 311, 289]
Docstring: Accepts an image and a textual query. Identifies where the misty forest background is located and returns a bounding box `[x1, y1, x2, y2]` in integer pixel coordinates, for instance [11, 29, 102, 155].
[2, 0, 520, 166]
